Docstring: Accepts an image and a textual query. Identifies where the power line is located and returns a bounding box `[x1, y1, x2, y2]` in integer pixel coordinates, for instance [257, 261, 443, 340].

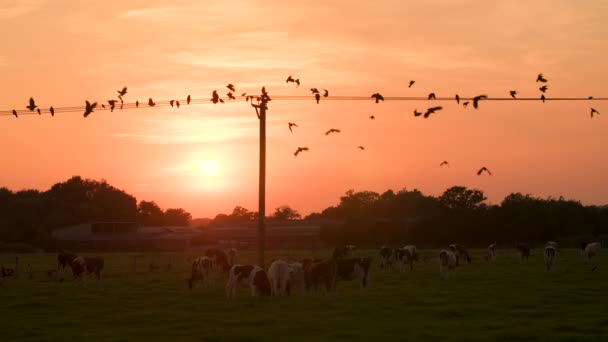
[1, 95, 605, 118]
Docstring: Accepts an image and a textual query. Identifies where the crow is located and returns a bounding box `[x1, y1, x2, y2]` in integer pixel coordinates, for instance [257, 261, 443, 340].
[170, 100, 175, 107]
[187, 95, 191, 104]
[408, 80, 415, 88]
[108, 99, 117, 112]
[414, 110, 422, 117]
[591, 108, 599, 118]
[455, 94, 460, 104]
[424, 106, 443, 118]
[510, 90, 517, 99]
[536, 73, 548, 83]
[136, 100, 139, 108]
[311, 88, 319, 94]
[294, 147, 309, 156]
[323, 89, 329, 97]
[212, 90, 224, 104]
[26, 97, 37, 111]
[295, 79, 300, 87]
[357, 146, 365, 150]
[463, 101, 470, 108]
[541, 94, 546, 103]
[227, 92, 236, 100]
[83, 100, 97, 118]
[539, 85, 548, 93]
[477, 167, 492, 176]
[288, 122, 298, 132]
[473, 95, 488, 109]
[50, 106, 54, 117]
[440, 161, 449, 167]
[117, 86, 127, 101]
[12, 110, 17, 118]
[286, 75, 295, 83]
[241, 93, 247, 97]
[315, 93, 321, 104]
[428, 93, 436, 100]
[325, 128, 341, 135]
[227, 84, 235, 92]
[37, 108, 41, 115]
[176, 101, 180, 108]
[371, 93, 384, 103]
[369, 115, 375, 120]
[148, 98, 156, 107]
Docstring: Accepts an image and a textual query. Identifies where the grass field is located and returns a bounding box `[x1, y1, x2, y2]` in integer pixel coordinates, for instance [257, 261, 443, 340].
[1, 249, 607, 342]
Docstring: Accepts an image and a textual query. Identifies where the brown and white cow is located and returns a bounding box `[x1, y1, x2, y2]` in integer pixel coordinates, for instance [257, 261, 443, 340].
[226, 264, 271, 298]
[544, 246, 557, 271]
[188, 256, 213, 290]
[516, 243, 531, 261]
[57, 251, 78, 276]
[449, 244, 471, 265]
[395, 245, 419, 271]
[303, 259, 337, 293]
[580, 242, 601, 260]
[439, 249, 458, 280]
[336, 257, 372, 288]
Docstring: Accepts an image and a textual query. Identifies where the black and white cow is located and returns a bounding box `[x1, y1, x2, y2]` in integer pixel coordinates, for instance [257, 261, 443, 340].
[516, 243, 531, 261]
[336, 257, 372, 288]
[394, 245, 419, 271]
[188, 256, 213, 289]
[226, 264, 271, 298]
[379, 246, 393, 269]
[439, 249, 458, 280]
[449, 244, 471, 265]
[544, 246, 557, 271]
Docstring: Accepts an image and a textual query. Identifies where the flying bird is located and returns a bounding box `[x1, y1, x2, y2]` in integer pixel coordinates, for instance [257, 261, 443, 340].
[26, 97, 37, 111]
[148, 98, 156, 107]
[315, 93, 321, 104]
[323, 89, 328, 97]
[117, 86, 127, 101]
[455, 94, 460, 104]
[170, 100, 175, 108]
[227, 92, 236, 100]
[12, 109, 17, 118]
[536, 73, 548, 83]
[357, 146, 365, 150]
[311, 88, 319, 94]
[413, 110, 422, 117]
[408, 80, 415, 88]
[241, 93, 247, 97]
[294, 147, 309, 157]
[369, 115, 375, 120]
[83, 100, 97, 117]
[288, 122, 298, 132]
[49, 106, 54, 117]
[187, 95, 191, 104]
[428, 93, 436, 100]
[463, 101, 470, 108]
[227, 84, 235, 92]
[591, 108, 599, 118]
[325, 128, 341, 135]
[424, 106, 443, 118]
[477, 167, 492, 176]
[440, 161, 449, 167]
[510, 90, 517, 99]
[286, 75, 300, 86]
[539, 85, 548, 93]
[541, 94, 546, 103]
[295, 79, 300, 87]
[472, 95, 488, 109]
[371, 93, 384, 103]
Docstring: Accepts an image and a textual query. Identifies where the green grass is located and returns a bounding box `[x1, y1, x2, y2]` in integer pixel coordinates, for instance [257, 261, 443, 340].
[1, 249, 607, 341]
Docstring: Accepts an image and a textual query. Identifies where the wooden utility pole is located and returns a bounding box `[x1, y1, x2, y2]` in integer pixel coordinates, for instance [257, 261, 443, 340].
[253, 88, 270, 267]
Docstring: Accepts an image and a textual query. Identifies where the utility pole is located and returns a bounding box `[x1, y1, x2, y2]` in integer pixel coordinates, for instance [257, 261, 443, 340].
[252, 87, 271, 267]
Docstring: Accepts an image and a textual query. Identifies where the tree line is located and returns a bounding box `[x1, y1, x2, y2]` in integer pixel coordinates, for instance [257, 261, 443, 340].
[0, 176, 192, 243]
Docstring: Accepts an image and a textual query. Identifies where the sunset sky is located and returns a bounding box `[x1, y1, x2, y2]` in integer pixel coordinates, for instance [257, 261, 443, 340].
[1, 1, 607, 218]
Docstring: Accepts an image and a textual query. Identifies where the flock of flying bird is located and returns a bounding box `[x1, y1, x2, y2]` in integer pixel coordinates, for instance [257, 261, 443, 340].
[6, 73, 604, 177]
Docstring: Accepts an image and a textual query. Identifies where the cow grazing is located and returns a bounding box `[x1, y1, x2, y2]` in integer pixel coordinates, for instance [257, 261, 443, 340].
[580, 242, 602, 260]
[205, 249, 231, 272]
[485, 243, 497, 262]
[58, 251, 78, 275]
[449, 244, 471, 265]
[268, 260, 292, 296]
[303, 259, 337, 293]
[394, 245, 419, 271]
[379, 246, 393, 269]
[336, 257, 372, 287]
[188, 256, 213, 290]
[516, 243, 531, 261]
[544, 246, 557, 271]
[226, 264, 271, 298]
[332, 245, 356, 259]
[439, 249, 458, 280]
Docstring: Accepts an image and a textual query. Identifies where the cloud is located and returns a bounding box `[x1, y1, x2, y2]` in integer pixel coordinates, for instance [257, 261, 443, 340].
[0, 0, 45, 19]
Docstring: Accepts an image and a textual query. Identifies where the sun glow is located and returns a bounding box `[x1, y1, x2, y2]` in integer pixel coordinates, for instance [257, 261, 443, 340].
[197, 159, 219, 177]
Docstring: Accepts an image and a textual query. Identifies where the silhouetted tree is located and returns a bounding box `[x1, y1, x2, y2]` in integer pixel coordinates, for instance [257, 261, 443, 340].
[137, 201, 164, 226]
[272, 205, 301, 220]
[164, 208, 192, 226]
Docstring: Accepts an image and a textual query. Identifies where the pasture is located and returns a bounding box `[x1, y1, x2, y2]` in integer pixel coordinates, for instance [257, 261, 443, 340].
[1, 249, 607, 342]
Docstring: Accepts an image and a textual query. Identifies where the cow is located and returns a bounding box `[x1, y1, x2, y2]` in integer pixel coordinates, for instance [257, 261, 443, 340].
[69, 256, 104, 286]
[516, 243, 531, 261]
[226, 264, 271, 298]
[546, 241, 559, 251]
[485, 243, 497, 262]
[188, 256, 213, 290]
[332, 245, 356, 259]
[268, 260, 294, 296]
[580, 242, 602, 260]
[544, 246, 557, 271]
[205, 249, 231, 272]
[395, 245, 419, 271]
[439, 249, 458, 280]
[286, 262, 305, 296]
[449, 244, 471, 265]
[379, 246, 393, 269]
[57, 251, 78, 276]
[336, 258, 372, 287]
[303, 259, 337, 293]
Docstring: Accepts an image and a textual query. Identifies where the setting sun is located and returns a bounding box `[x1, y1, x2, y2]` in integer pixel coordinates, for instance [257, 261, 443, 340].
[197, 159, 219, 177]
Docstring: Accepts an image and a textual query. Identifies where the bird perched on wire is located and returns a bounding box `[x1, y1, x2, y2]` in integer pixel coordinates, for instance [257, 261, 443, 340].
[227, 92, 236, 100]
[176, 101, 180, 109]
[12, 110, 18, 118]
[455, 94, 460, 104]
[473, 95, 488, 109]
[477, 167, 492, 176]
[211, 90, 224, 104]
[325, 128, 341, 135]
[357, 146, 365, 150]
[148, 98, 156, 107]
[371, 93, 384, 103]
[117, 87, 127, 101]
[591, 108, 600, 118]
[26, 97, 37, 111]
[226, 84, 235, 92]
[414, 110, 422, 117]
[170, 100, 175, 108]
[135, 100, 139, 108]
[108, 99, 117, 112]
[536, 73, 548, 83]
[315, 93, 321, 104]
[424, 106, 443, 118]
[187, 95, 191, 105]
[541, 94, 546, 103]
[37, 108, 41, 115]
[440, 161, 449, 167]
[539, 85, 548, 93]
[428, 93, 436, 100]
[288, 122, 298, 132]
[408, 80, 415, 88]
[294, 147, 309, 156]
[83, 100, 97, 117]
[323, 89, 329, 97]
[510, 90, 517, 99]
[50, 106, 54, 117]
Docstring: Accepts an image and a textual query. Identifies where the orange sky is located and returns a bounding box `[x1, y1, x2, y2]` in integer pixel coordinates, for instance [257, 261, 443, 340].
[1, 1, 607, 218]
